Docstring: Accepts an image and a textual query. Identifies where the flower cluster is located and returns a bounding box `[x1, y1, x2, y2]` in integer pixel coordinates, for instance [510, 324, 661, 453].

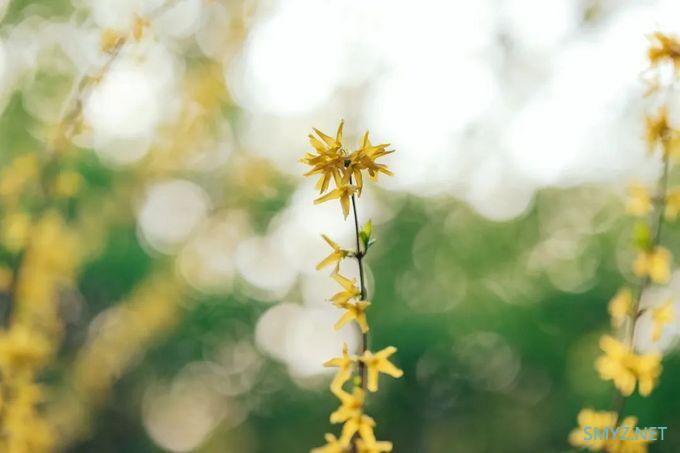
[569, 409, 653, 452]
[569, 32, 680, 453]
[301, 120, 393, 218]
[304, 121, 401, 453]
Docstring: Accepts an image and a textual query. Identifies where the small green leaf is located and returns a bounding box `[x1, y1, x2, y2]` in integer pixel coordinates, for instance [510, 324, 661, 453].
[359, 220, 372, 251]
[362, 220, 372, 238]
[633, 221, 651, 250]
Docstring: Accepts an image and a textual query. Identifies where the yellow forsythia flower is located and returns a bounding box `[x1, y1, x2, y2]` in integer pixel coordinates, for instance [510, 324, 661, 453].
[1, 211, 32, 253]
[645, 107, 671, 153]
[54, 170, 83, 198]
[133, 15, 150, 41]
[317, 234, 350, 271]
[649, 32, 680, 70]
[608, 288, 633, 328]
[315, 184, 359, 219]
[330, 387, 365, 425]
[626, 184, 652, 217]
[360, 346, 403, 392]
[340, 413, 376, 447]
[0, 326, 51, 372]
[0, 154, 39, 199]
[569, 410, 653, 453]
[311, 433, 344, 453]
[607, 416, 654, 453]
[356, 437, 393, 453]
[330, 273, 361, 305]
[100, 28, 125, 53]
[652, 299, 675, 342]
[324, 343, 356, 392]
[633, 246, 671, 284]
[665, 187, 680, 220]
[595, 335, 661, 396]
[343, 131, 394, 194]
[334, 300, 370, 333]
[302, 120, 393, 218]
[568, 408, 617, 451]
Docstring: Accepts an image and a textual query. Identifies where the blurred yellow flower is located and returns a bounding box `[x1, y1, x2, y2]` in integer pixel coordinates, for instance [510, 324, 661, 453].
[649, 32, 680, 69]
[340, 413, 376, 447]
[330, 387, 364, 425]
[330, 273, 361, 305]
[633, 246, 671, 284]
[356, 437, 393, 453]
[665, 187, 680, 220]
[334, 300, 371, 333]
[315, 184, 359, 219]
[133, 15, 150, 41]
[311, 433, 345, 453]
[626, 184, 652, 217]
[0, 154, 39, 200]
[324, 343, 357, 392]
[0, 326, 51, 372]
[360, 346, 403, 392]
[100, 29, 125, 53]
[608, 288, 633, 328]
[607, 416, 653, 453]
[568, 408, 617, 451]
[651, 299, 675, 342]
[595, 335, 661, 396]
[2, 211, 32, 253]
[54, 171, 83, 198]
[317, 234, 350, 271]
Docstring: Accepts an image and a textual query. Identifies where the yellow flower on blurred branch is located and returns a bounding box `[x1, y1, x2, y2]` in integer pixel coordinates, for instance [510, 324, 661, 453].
[608, 288, 632, 328]
[315, 184, 359, 219]
[595, 335, 661, 397]
[568, 408, 617, 451]
[0, 154, 39, 200]
[569, 409, 654, 452]
[633, 246, 671, 284]
[334, 300, 371, 333]
[664, 186, 680, 220]
[324, 343, 356, 392]
[0, 326, 51, 373]
[303, 120, 392, 218]
[133, 15, 150, 41]
[330, 387, 365, 425]
[626, 184, 652, 217]
[54, 170, 83, 198]
[311, 433, 345, 453]
[330, 273, 361, 305]
[356, 437, 393, 453]
[100, 29, 125, 53]
[360, 347, 403, 393]
[340, 413, 376, 448]
[2, 212, 32, 253]
[648, 32, 680, 70]
[651, 300, 674, 342]
[317, 235, 350, 271]
[607, 416, 654, 453]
